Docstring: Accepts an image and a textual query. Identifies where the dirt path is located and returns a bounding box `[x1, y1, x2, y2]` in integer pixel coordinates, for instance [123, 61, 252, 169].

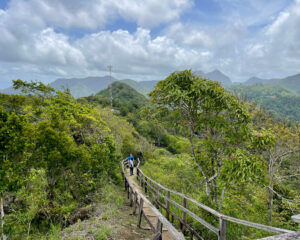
[60, 184, 153, 240]
[127, 168, 175, 240]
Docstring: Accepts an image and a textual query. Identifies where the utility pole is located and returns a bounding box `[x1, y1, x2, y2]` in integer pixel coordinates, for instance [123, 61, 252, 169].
[107, 65, 113, 109]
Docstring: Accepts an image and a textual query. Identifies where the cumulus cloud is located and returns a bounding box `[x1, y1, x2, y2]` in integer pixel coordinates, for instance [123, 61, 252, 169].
[215, 0, 292, 26]
[115, 0, 192, 28]
[0, 0, 300, 88]
[164, 23, 212, 48]
[75, 28, 208, 75]
[0, 0, 194, 88]
[4, 0, 192, 30]
[241, 0, 300, 76]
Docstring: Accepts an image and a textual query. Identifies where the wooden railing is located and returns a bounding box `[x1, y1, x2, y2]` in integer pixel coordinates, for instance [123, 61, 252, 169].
[121, 159, 185, 240]
[129, 159, 295, 240]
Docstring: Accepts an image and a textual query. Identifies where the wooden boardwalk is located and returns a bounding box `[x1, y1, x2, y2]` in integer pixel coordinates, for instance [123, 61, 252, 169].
[128, 169, 175, 240]
[122, 160, 185, 240]
[122, 159, 297, 240]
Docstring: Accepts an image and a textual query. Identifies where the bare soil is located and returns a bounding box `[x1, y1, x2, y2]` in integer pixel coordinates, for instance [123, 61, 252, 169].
[60, 185, 153, 240]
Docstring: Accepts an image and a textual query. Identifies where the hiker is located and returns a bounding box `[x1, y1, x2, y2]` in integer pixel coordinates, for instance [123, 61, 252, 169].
[128, 153, 134, 176]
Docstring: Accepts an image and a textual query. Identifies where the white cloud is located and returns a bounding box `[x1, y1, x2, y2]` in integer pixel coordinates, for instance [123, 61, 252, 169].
[165, 23, 212, 48]
[0, 0, 194, 88]
[0, 0, 300, 88]
[246, 44, 265, 58]
[3, 0, 192, 30]
[75, 28, 207, 75]
[266, 11, 291, 35]
[115, 0, 192, 28]
[241, 0, 300, 76]
[33, 28, 86, 66]
[215, 0, 292, 26]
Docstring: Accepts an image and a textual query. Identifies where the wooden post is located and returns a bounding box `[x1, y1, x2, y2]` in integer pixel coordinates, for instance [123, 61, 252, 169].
[156, 187, 160, 209]
[133, 192, 138, 215]
[139, 172, 142, 186]
[152, 232, 162, 240]
[219, 217, 226, 240]
[141, 175, 144, 187]
[138, 198, 144, 228]
[127, 183, 130, 199]
[148, 180, 152, 199]
[129, 187, 133, 207]
[154, 218, 163, 240]
[166, 191, 170, 220]
[190, 232, 194, 240]
[181, 197, 187, 234]
[145, 178, 148, 194]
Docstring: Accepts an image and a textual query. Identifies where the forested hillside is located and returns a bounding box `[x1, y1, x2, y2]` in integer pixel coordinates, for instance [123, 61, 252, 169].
[244, 73, 300, 94]
[230, 83, 300, 121]
[0, 71, 299, 240]
[120, 79, 150, 96]
[81, 81, 148, 116]
[0, 81, 122, 239]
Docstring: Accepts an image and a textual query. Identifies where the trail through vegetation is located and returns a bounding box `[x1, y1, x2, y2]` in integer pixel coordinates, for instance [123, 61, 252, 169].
[0, 71, 299, 239]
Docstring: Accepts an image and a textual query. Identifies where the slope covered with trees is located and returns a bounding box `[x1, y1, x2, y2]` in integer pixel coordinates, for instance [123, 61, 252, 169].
[0, 72, 299, 240]
[0, 80, 120, 239]
[81, 81, 148, 116]
[230, 83, 300, 121]
[140, 71, 300, 239]
[120, 79, 151, 96]
[244, 73, 300, 94]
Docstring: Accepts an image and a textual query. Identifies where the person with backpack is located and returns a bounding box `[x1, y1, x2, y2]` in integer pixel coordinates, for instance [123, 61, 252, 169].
[128, 153, 134, 176]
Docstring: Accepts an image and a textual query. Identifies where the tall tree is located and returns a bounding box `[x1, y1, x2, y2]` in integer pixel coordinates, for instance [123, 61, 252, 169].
[149, 70, 271, 204]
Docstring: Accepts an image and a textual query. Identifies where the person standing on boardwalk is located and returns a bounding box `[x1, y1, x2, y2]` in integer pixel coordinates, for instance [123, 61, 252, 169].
[128, 153, 134, 176]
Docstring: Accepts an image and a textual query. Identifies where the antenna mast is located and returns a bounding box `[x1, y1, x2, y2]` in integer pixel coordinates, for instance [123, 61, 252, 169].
[107, 65, 113, 109]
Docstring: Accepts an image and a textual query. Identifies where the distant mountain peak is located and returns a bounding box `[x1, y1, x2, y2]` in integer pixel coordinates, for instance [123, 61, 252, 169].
[50, 75, 118, 98]
[249, 76, 260, 80]
[194, 70, 205, 76]
[205, 69, 232, 87]
[210, 69, 222, 74]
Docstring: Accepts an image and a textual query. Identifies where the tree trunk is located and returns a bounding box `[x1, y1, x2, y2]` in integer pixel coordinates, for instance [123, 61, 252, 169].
[218, 186, 226, 212]
[268, 154, 274, 223]
[27, 220, 31, 240]
[211, 157, 217, 203]
[268, 186, 273, 223]
[205, 181, 210, 196]
[1, 198, 7, 240]
[189, 128, 211, 197]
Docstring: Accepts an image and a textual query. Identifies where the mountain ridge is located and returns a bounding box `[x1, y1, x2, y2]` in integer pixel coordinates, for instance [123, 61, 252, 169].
[244, 73, 300, 93]
[1, 70, 299, 97]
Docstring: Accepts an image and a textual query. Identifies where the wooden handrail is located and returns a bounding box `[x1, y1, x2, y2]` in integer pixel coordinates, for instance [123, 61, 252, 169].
[132, 158, 295, 240]
[121, 159, 185, 240]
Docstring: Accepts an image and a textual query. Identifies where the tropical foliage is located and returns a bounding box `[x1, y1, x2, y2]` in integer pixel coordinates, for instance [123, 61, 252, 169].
[230, 83, 300, 121]
[0, 72, 299, 240]
[0, 80, 119, 239]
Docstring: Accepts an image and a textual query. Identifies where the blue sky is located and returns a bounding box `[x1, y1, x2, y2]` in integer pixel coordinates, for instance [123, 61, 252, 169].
[0, 0, 9, 9]
[0, 0, 299, 88]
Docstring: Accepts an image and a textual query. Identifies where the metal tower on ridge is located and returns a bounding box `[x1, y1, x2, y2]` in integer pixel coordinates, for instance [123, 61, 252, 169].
[107, 65, 113, 109]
